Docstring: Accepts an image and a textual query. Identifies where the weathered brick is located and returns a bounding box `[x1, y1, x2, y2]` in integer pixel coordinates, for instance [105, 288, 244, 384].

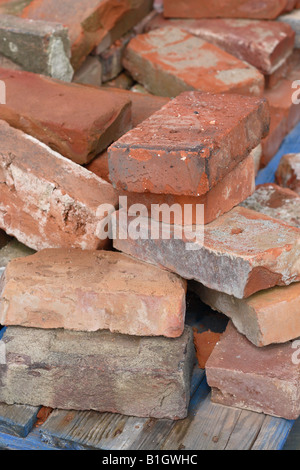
[0, 249, 187, 338]
[276, 153, 300, 195]
[0, 68, 131, 164]
[0, 325, 195, 419]
[193, 329, 221, 369]
[99, 31, 134, 82]
[193, 281, 300, 347]
[262, 79, 300, 166]
[22, 0, 154, 70]
[0, 14, 73, 81]
[108, 91, 269, 196]
[102, 86, 169, 128]
[113, 206, 300, 299]
[119, 154, 256, 225]
[163, 0, 293, 20]
[122, 27, 264, 98]
[72, 55, 102, 86]
[145, 15, 295, 76]
[0, 120, 118, 251]
[278, 9, 300, 48]
[241, 183, 300, 227]
[102, 70, 134, 90]
[206, 322, 300, 420]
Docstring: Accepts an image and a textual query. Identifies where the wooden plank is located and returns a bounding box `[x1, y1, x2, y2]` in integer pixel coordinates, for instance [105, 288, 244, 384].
[224, 410, 265, 450]
[282, 417, 300, 450]
[39, 367, 204, 451]
[251, 416, 294, 450]
[0, 427, 59, 450]
[0, 402, 40, 438]
[164, 379, 241, 450]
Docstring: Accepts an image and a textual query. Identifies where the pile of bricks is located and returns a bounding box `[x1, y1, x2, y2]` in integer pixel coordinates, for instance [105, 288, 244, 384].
[0, 0, 299, 423]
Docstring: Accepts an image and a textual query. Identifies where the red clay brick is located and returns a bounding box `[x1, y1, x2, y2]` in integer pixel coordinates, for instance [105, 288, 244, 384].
[108, 91, 270, 197]
[145, 15, 295, 76]
[100, 86, 169, 128]
[0, 249, 187, 338]
[276, 153, 300, 195]
[206, 321, 300, 420]
[113, 206, 300, 299]
[241, 183, 300, 227]
[0, 120, 118, 251]
[22, 0, 154, 70]
[0, 68, 132, 165]
[119, 154, 256, 225]
[194, 280, 300, 347]
[163, 0, 293, 20]
[193, 329, 221, 369]
[261, 79, 300, 166]
[122, 27, 264, 98]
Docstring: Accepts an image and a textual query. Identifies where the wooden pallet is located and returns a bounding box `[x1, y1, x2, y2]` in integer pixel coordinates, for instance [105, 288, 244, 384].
[0, 123, 299, 451]
[0, 367, 294, 450]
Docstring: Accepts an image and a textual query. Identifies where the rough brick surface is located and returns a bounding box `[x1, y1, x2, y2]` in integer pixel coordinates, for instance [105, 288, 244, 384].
[0, 14, 74, 81]
[0, 325, 195, 419]
[145, 15, 295, 76]
[100, 86, 169, 128]
[72, 56, 102, 86]
[0, 120, 118, 251]
[193, 329, 221, 369]
[113, 206, 300, 299]
[0, 68, 132, 164]
[22, 0, 154, 70]
[163, 0, 293, 20]
[206, 322, 300, 420]
[0, 249, 187, 338]
[108, 91, 270, 196]
[193, 281, 300, 347]
[262, 80, 300, 166]
[120, 154, 256, 225]
[276, 153, 300, 195]
[241, 183, 300, 227]
[122, 27, 264, 98]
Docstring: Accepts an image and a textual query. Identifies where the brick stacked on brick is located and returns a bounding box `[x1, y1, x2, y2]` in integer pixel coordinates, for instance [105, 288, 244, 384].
[122, 27, 264, 98]
[276, 153, 300, 194]
[240, 183, 300, 227]
[144, 14, 295, 79]
[0, 249, 187, 338]
[114, 206, 300, 299]
[192, 281, 300, 347]
[0, 325, 195, 419]
[108, 91, 269, 196]
[0, 14, 74, 81]
[0, 68, 132, 165]
[21, 0, 154, 70]
[0, 120, 118, 251]
[206, 322, 300, 420]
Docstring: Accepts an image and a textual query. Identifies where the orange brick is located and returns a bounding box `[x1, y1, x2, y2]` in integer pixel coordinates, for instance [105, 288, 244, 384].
[122, 26, 264, 97]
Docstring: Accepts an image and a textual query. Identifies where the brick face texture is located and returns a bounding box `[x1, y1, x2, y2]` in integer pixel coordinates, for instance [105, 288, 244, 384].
[0, 326, 195, 419]
[108, 91, 270, 197]
[122, 26, 264, 97]
[0, 68, 132, 165]
[0, 249, 187, 338]
[0, 121, 118, 251]
[206, 322, 300, 420]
